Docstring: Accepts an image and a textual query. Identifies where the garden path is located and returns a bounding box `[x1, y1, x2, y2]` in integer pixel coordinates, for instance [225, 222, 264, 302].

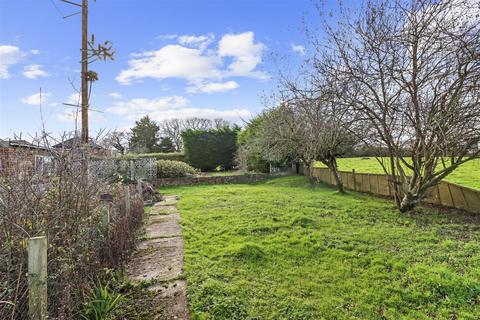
[125, 195, 190, 319]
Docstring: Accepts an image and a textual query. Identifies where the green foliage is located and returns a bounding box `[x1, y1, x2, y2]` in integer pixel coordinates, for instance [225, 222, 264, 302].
[81, 284, 123, 320]
[160, 176, 480, 319]
[315, 157, 480, 190]
[156, 160, 197, 178]
[128, 115, 160, 153]
[182, 128, 238, 171]
[157, 137, 176, 153]
[237, 114, 272, 173]
[119, 152, 186, 162]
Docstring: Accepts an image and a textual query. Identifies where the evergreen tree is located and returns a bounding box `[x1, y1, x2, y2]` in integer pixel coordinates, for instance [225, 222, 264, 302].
[158, 137, 176, 153]
[128, 115, 160, 153]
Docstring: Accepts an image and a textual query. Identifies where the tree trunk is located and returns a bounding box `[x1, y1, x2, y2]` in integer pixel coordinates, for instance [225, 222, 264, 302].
[325, 158, 345, 193]
[305, 161, 316, 185]
[398, 192, 421, 212]
[331, 167, 345, 193]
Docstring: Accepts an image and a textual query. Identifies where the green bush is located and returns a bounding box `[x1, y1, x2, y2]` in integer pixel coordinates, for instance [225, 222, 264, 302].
[182, 128, 238, 171]
[80, 284, 123, 320]
[119, 152, 186, 162]
[156, 160, 197, 178]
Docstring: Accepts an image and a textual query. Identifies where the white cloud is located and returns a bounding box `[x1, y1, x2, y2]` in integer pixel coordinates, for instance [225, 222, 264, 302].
[23, 64, 50, 79]
[106, 95, 188, 115]
[56, 111, 79, 122]
[117, 31, 268, 86]
[20, 92, 52, 105]
[108, 92, 122, 99]
[30, 49, 40, 55]
[218, 32, 268, 79]
[178, 33, 214, 50]
[157, 34, 177, 41]
[187, 80, 239, 94]
[0, 45, 23, 79]
[148, 107, 251, 123]
[56, 110, 104, 123]
[291, 43, 305, 56]
[106, 94, 250, 125]
[66, 93, 80, 105]
[116, 45, 221, 85]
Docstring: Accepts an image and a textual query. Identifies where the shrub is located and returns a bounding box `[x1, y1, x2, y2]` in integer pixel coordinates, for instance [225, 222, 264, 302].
[80, 284, 123, 320]
[156, 160, 197, 178]
[0, 144, 144, 319]
[182, 128, 238, 171]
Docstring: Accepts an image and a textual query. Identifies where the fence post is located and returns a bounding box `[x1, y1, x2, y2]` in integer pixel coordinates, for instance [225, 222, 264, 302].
[352, 169, 356, 191]
[125, 185, 131, 216]
[130, 160, 135, 181]
[28, 236, 47, 320]
[136, 178, 142, 196]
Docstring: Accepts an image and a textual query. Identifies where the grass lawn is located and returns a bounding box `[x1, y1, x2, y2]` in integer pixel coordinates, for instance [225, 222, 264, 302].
[315, 158, 480, 190]
[160, 176, 480, 319]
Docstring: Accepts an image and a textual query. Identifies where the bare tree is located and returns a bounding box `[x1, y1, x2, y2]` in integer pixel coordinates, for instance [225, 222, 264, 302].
[158, 118, 183, 152]
[103, 130, 129, 154]
[318, 0, 480, 211]
[158, 118, 232, 152]
[258, 77, 358, 192]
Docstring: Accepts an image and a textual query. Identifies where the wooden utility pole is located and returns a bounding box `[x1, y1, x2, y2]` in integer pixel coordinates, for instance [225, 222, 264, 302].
[81, 0, 89, 144]
[59, 0, 113, 143]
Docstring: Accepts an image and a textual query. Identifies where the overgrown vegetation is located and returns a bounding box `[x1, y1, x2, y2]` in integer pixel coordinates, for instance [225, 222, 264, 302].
[0, 137, 145, 319]
[156, 160, 198, 178]
[161, 176, 480, 319]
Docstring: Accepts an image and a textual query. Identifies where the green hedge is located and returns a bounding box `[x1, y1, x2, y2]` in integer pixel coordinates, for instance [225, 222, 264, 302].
[119, 152, 186, 162]
[156, 160, 197, 178]
[182, 128, 238, 171]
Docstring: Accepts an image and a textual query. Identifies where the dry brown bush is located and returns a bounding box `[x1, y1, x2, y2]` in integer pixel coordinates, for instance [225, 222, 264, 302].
[0, 135, 145, 319]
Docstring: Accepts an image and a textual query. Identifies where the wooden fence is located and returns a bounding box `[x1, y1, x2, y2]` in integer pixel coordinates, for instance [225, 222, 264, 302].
[303, 167, 480, 214]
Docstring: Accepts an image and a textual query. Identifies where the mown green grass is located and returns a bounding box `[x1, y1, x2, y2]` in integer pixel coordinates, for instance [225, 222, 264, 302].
[315, 158, 480, 190]
[160, 176, 480, 319]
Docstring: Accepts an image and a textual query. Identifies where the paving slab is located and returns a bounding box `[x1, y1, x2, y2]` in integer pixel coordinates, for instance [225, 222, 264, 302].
[155, 195, 180, 206]
[127, 236, 184, 282]
[145, 214, 182, 239]
[148, 280, 190, 319]
[150, 205, 179, 215]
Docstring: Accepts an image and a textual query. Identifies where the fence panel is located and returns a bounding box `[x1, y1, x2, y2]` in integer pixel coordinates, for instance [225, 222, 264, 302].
[463, 188, 480, 213]
[377, 175, 391, 196]
[309, 167, 480, 214]
[438, 183, 455, 208]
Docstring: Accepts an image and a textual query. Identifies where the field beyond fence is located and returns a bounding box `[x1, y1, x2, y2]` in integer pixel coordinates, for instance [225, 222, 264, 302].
[303, 167, 480, 214]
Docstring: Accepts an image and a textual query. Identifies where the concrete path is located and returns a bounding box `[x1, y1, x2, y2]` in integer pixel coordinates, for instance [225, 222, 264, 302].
[126, 195, 190, 319]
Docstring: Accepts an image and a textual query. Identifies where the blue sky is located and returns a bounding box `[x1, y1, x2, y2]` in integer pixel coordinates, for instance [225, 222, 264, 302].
[0, 0, 331, 139]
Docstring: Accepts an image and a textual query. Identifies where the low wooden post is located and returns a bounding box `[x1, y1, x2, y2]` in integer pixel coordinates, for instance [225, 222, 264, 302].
[28, 236, 47, 320]
[125, 185, 131, 216]
[136, 178, 142, 196]
[352, 169, 357, 191]
[130, 160, 135, 181]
